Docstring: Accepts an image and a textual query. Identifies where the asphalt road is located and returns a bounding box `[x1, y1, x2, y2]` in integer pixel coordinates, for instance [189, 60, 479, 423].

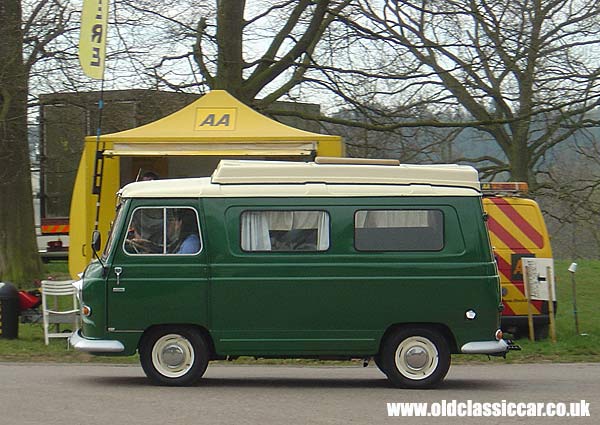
[0, 362, 597, 424]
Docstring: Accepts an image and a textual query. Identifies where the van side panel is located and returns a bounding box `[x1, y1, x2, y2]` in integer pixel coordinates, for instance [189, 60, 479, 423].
[203, 196, 499, 356]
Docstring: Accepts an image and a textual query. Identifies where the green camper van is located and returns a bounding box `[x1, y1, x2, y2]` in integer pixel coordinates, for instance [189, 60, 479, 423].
[71, 158, 515, 388]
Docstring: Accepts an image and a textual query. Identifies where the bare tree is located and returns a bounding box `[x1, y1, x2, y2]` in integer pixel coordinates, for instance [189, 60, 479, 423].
[0, 0, 42, 286]
[540, 125, 600, 258]
[0, 0, 82, 285]
[347, 0, 600, 189]
[105, 1, 337, 102]
[326, 104, 462, 161]
[155, 0, 355, 107]
[24, 1, 85, 94]
[143, 0, 600, 180]
[110, 0, 465, 163]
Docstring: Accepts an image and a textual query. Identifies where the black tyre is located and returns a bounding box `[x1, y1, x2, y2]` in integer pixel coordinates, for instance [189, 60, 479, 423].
[373, 354, 388, 376]
[382, 327, 451, 389]
[512, 324, 549, 341]
[139, 326, 209, 386]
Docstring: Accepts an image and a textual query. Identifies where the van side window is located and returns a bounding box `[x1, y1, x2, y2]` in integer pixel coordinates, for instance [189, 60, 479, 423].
[124, 207, 201, 255]
[354, 210, 444, 251]
[241, 210, 330, 252]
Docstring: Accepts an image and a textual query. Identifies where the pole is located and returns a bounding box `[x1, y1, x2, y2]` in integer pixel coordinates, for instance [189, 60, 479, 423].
[92, 79, 105, 231]
[569, 263, 580, 335]
[546, 266, 556, 343]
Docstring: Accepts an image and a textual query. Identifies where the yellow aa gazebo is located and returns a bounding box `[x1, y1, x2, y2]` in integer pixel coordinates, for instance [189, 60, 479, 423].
[68, 90, 343, 276]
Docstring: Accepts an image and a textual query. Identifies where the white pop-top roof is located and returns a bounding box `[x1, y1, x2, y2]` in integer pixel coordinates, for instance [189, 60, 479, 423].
[119, 159, 481, 199]
[213, 159, 479, 187]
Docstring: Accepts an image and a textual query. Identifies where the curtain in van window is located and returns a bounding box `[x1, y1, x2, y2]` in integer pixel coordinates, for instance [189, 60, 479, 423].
[241, 211, 329, 252]
[241, 211, 272, 251]
[287, 211, 330, 251]
[356, 210, 429, 228]
[266, 211, 293, 230]
[314, 212, 330, 250]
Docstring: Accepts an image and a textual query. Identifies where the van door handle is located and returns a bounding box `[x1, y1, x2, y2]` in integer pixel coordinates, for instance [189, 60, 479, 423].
[114, 267, 123, 285]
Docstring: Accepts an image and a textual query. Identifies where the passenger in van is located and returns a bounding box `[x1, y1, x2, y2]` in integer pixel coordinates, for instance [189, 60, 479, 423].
[139, 170, 160, 181]
[167, 209, 200, 254]
[141, 171, 159, 181]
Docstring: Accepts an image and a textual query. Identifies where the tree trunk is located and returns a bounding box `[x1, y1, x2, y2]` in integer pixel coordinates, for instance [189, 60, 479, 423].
[508, 135, 535, 188]
[0, 0, 42, 287]
[214, 0, 246, 101]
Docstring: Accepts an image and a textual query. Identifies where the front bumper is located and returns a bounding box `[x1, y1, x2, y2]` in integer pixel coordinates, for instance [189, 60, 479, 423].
[70, 329, 125, 353]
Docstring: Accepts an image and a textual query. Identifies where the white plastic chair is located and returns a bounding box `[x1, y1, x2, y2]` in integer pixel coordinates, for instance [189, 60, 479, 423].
[41, 280, 79, 346]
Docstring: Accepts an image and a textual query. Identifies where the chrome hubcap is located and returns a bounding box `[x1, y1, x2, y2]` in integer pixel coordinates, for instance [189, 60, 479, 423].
[405, 346, 429, 370]
[152, 334, 195, 378]
[162, 344, 185, 367]
[394, 336, 439, 380]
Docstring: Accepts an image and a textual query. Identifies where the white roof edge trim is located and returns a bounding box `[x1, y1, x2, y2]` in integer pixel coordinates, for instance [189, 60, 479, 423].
[118, 179, 481, 199]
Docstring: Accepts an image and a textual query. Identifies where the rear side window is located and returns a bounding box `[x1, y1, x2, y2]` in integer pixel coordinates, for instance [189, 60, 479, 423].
[124, 207, 201, 255]
[241, 210, 330, 252]
[354, 209, 444, 251]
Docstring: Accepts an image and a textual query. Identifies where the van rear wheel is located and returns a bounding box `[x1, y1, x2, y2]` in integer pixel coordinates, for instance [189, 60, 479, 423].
[139, 326, 209, 386]
[382, 327, 450, 389]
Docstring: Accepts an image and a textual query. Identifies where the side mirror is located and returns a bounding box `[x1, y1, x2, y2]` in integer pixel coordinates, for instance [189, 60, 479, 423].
[91, 230, 101, 253]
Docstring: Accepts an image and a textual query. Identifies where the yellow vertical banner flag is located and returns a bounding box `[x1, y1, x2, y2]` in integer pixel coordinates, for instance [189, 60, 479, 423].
[79, 0, 110, 79]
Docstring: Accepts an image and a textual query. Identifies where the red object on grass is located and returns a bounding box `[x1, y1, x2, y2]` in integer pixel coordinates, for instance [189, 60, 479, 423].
[17, 290, 41, 310]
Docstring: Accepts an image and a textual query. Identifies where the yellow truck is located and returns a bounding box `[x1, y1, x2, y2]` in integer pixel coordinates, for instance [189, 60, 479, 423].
[482, 182, 554, 339]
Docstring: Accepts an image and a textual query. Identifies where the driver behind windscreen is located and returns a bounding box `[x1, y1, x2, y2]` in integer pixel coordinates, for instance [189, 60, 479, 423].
[125, 210, 163, 254]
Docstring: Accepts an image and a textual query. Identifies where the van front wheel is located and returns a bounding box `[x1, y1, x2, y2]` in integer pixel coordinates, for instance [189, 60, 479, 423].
[382, 328, 450, 389]
[139, 326, 209, 386]
[373, 354, 388, 376]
